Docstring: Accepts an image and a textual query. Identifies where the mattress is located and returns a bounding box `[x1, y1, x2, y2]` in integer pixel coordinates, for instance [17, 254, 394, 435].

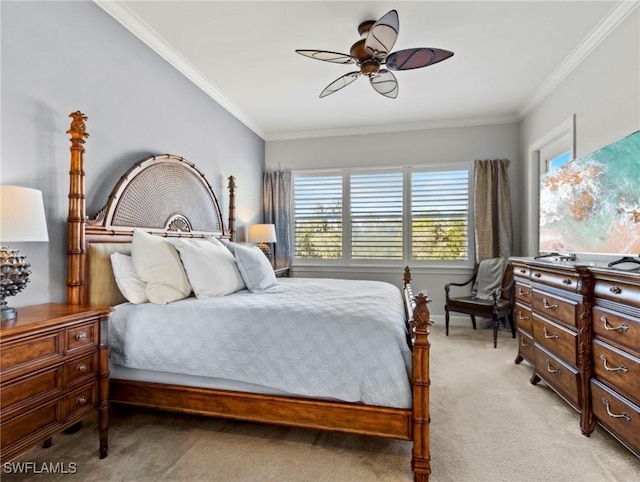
[109, 277, 413, 408]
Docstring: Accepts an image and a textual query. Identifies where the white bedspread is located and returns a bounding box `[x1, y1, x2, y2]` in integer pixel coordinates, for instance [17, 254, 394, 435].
[109, 277, 413, 408]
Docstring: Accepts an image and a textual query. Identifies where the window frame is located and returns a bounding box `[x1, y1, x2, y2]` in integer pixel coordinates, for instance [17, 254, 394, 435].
[291, 162, 474, 268]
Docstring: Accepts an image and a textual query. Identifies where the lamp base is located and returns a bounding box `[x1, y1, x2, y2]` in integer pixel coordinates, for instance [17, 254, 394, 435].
[256, 243, 273, 261]
[1, 304, 17, 322]
[1, 247, 32, 324]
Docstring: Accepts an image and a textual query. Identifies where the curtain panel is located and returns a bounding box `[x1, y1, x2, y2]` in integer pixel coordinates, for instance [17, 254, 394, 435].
[263, 170, 292, 269]
[474, 159, 513, 261]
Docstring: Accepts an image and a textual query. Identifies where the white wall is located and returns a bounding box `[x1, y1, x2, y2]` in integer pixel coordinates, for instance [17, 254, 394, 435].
[519, 8, 640, 256]
[1, 1, 265, 307]
[267, 122, 520, 323]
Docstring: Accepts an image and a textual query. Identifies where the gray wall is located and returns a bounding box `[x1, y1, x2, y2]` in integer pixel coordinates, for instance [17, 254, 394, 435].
[1, 1, 265, 307]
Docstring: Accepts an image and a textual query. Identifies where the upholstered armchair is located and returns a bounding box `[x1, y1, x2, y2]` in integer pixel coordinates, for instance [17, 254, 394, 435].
[444, 258, 515, 348]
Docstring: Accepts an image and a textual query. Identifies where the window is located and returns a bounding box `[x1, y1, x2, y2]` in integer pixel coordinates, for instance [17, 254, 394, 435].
[293, 165, 471, 264]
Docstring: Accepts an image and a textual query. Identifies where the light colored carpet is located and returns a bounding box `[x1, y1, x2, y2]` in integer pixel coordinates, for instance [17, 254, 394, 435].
[6, 325, 639, 481]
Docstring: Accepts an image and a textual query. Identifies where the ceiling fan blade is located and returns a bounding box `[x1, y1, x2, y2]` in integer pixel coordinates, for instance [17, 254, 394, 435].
[320, 72, 361, 98]
[386, 48, 454, 70]
[295, 49, 357, 64]
[364, 10, 399, 59]
[370, 69, 398, 99]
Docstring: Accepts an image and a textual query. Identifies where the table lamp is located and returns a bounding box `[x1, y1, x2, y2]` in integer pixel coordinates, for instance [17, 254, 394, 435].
[0, 186, 49, 322]
[248, 224, 277, 261]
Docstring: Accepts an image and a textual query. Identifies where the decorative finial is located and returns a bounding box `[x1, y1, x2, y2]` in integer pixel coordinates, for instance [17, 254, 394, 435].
[228, 175, 236, 192]
[67, 111, 89, 148]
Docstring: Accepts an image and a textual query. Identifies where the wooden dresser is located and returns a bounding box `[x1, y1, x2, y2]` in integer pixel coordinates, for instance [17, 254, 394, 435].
[588, 267, 640, 457]
[0, 304, 110, 463]
[512, 258, 640, 457]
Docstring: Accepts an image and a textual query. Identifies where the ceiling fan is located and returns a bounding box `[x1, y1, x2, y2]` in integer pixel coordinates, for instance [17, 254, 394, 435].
[295, 10, 454, 99]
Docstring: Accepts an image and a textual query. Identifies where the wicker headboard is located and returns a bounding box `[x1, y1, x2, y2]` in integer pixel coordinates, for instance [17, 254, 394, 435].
[65, 111, 236, 306]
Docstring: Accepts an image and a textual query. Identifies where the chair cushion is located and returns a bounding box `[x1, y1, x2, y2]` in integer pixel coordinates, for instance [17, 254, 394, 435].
[472, 257, 508, 300]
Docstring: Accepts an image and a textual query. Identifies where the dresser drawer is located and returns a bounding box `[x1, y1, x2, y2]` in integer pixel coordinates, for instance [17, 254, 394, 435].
[66, 383, 97, 420]
[533, 315, 577, 366]
[515, 282, 532, 305]
[0, 365, 64, 415]
[592, 339, 640, 405]
[591, 379, 640, 457]
[0, 331, 63, 378]
[67, 321, 98, 353]
[592, 306, 640, 354]
[513, 264, 530, 280]
[529, 268, 583, 293]
[517, 330, 535, 364]
[535, 345, 580, 409]
[66, 352, 98, 386]
[515, 303, 533, 333]
[532, 289, 578, 328]
[594, 278, 640, 309]
[0, 399, 62, 449]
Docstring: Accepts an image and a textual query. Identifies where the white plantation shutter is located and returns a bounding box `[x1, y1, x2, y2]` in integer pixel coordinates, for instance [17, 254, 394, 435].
[351, 172, 403, 259]
[411, 170, 469, 260]
[293, 174, 342, 259]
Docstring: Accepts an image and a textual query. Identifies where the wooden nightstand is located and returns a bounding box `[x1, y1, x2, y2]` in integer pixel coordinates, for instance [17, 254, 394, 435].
[274, 267, 291, 278]
[0, 303, 110, 463]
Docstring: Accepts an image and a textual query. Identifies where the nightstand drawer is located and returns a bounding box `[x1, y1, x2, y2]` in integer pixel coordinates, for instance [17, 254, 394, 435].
[66, 383, 97, 420]
[0, 400, 62, 449]
[0, 365, 64, 414]
[67, 321, 98, 353]
[66, 352, 98, 385]
[0, 331, 63, 377]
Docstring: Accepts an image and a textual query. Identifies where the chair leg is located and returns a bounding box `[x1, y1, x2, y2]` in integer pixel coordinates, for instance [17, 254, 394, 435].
[492, 316, 499, 348]
[470, 315, 477, 330]
[445, 309, 450, 336]
[508, 314, 516, 338]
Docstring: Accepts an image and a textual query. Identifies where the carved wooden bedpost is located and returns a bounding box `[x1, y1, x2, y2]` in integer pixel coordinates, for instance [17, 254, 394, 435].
[411, 292, 432, 481]
[66, 111, 89, 306]
[227, 175, 236, 241]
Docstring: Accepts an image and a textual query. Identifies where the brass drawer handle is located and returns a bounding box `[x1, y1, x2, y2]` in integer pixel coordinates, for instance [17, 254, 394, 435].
[543, 298, 559, 310]
[75, 332, 87, 341]
[602, 398, 631, 422]
[518, 287, 531, 296]
[521, 338, 532, 348]
[518, 268, 526, 274]
[532, 272, 541, 278]
[518, 312, 530, 320]
[76, 395, 88, 405]
[609, 286, 622, 295]
[562, 278, 571, 285]
[543, 327, 559, 340]
[545, 360, 562, 374]
[600, 354, 629, 373]
[601, 316, 629, 332]
[76, 363, 88, 372]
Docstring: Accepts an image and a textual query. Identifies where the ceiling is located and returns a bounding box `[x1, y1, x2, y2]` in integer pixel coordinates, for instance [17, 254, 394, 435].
[96, 1, 627, 140]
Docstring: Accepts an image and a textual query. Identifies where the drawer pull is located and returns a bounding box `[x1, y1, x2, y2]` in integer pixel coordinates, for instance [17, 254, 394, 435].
[518, 312, 530, 321]
[600, 354, 629, 373]
[75, 332, 87, 341]
[609, 286, 622, 295]
[601, 316, 629, 332]
[76, 395, 88, 405]
[519, 269, 526, 274]
[562, 278, 572, 285]
[518, 287, 531, 296]
[543, 327, 559, 340]
[602, 398, 631, 422]
[521, 338, 532, 348]
[545, 360, 562, 374]
[532, 272, 541, 278]
[542, 298, 559, 310]
[76, 363, 88, 372]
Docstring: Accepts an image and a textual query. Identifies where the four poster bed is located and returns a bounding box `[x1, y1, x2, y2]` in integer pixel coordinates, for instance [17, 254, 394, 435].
[65, 111, 433, 480]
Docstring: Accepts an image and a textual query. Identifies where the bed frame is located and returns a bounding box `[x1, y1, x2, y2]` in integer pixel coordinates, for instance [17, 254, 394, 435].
[65, 111, 433, 481]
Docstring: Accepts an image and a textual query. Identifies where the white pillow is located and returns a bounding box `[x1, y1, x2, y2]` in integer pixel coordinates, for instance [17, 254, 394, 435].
[234, 244, 277, 293]
[173, 238, 246, 298]
[110, 253, 148, 304]
[131, 229, 192, 305]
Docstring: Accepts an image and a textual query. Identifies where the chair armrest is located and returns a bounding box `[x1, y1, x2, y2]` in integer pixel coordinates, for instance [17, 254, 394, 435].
[444, 272, 477, 297]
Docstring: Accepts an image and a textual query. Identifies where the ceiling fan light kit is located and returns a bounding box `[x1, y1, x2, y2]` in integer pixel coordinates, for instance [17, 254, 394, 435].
[296, 10, 454, 99]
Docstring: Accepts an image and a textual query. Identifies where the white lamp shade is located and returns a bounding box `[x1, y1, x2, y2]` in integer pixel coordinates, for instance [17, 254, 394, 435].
[0, 186, 49, 242]
[248, 224, 277, 243]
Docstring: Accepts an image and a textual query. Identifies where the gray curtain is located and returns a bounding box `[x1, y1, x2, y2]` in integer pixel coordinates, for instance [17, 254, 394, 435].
[474, 159, 513, 261]
[264, 170, 292, 269]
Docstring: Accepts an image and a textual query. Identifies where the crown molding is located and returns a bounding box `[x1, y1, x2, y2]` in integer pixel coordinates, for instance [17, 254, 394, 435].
[518, 0, 639, 119]
[265, 115, 519, 141]
[93, 0, 265, 139]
